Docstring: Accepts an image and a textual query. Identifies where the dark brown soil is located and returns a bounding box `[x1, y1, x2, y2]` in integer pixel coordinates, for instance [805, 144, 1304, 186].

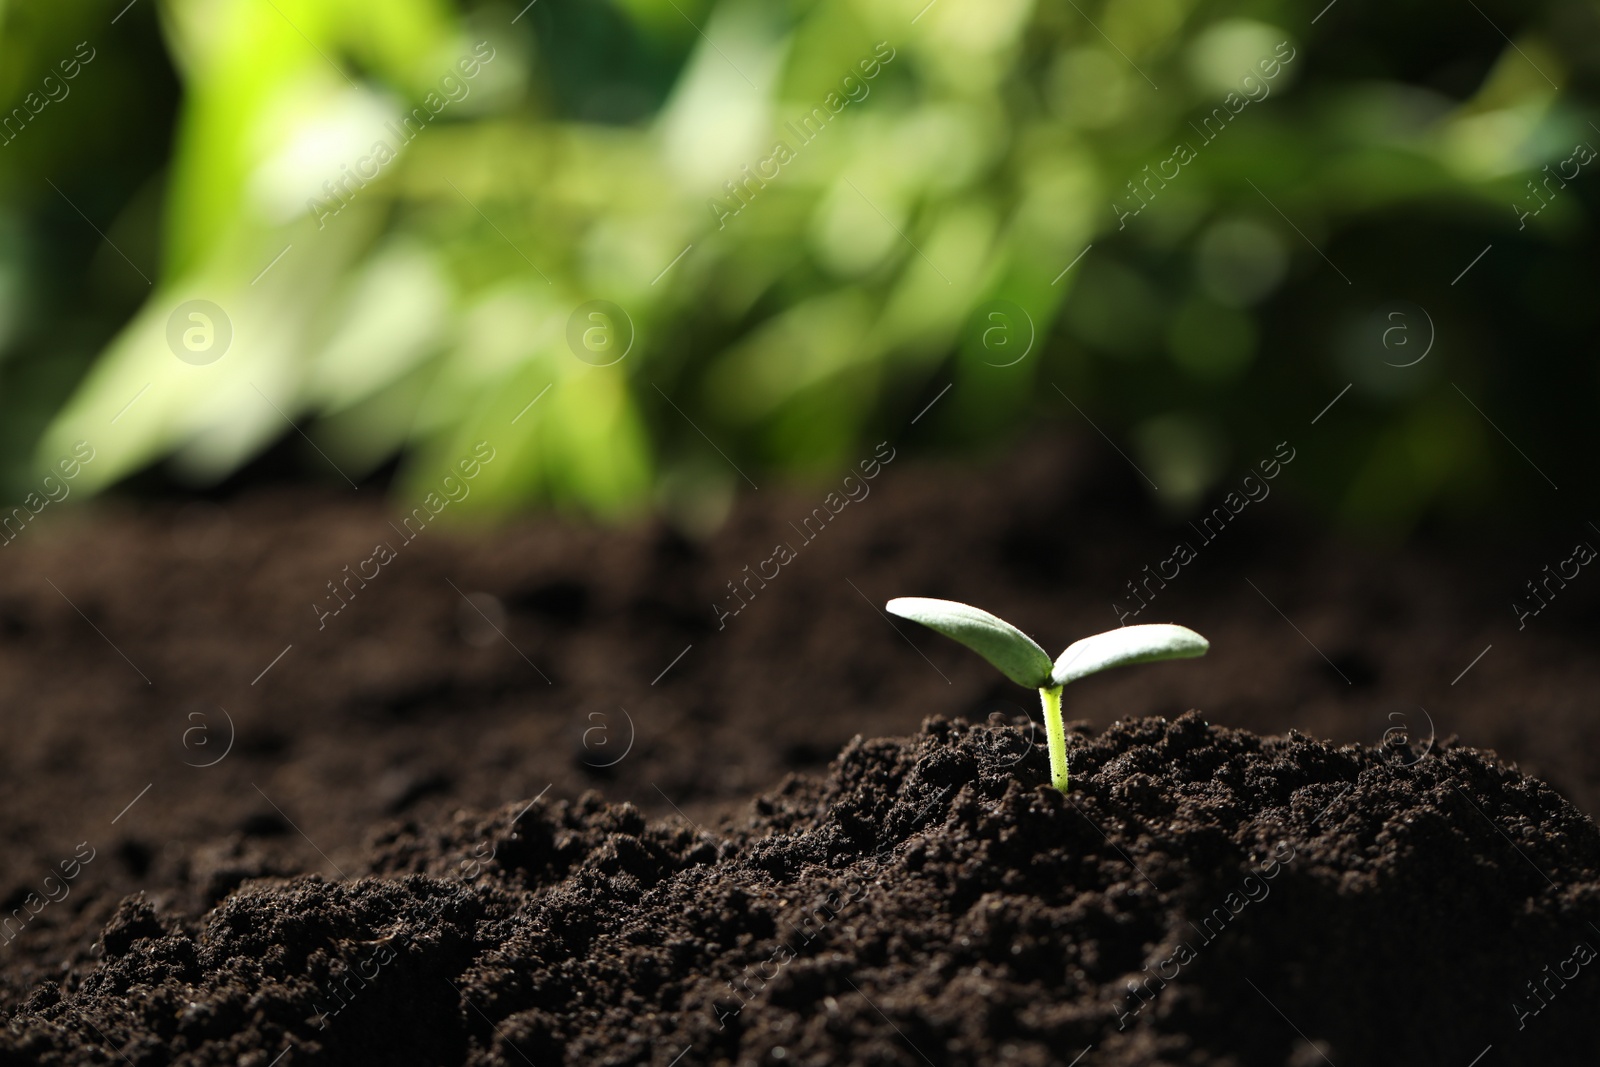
[5, 713, 1598, 1065]
[1, 434, 1598, 1063]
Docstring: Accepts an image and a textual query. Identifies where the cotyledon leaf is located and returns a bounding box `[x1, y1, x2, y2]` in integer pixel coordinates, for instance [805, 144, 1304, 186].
[886, 597, 1053, 689]
[1050, 624, 1209, 687]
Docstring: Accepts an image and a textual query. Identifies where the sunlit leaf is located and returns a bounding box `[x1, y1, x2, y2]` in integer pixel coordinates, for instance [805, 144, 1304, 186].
[1051, 624, 1209, 687]
[886, 597, 1052, 688]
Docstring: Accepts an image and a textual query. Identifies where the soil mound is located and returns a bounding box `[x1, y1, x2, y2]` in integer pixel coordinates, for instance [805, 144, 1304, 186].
[5, 713, 1596, 1066]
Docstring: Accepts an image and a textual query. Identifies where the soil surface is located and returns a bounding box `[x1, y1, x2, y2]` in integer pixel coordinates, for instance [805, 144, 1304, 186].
[5, 713, 1598, 1065]
[1, 433, 1598, 1063]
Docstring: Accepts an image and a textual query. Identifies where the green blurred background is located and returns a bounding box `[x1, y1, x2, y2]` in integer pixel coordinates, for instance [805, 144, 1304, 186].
[1, 0, 1595, 535]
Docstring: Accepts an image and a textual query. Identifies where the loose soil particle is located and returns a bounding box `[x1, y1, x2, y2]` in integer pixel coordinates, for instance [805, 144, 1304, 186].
[5, 713, 1597, 1065]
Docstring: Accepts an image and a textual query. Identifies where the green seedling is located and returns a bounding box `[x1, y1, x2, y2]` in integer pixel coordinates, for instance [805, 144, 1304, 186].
[885, 598, 1209, 792]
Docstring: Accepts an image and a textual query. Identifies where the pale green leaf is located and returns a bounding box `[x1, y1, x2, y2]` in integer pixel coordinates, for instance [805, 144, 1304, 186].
[1051, 624, 1209, 687]
[886, 597, 1052, 688]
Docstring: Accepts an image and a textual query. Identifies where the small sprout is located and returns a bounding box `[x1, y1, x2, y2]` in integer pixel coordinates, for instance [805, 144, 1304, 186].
[885, 597, 1209, 792]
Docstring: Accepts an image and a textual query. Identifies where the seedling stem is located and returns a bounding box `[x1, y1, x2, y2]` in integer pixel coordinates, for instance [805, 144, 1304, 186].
[1040, 684, 1069, 791]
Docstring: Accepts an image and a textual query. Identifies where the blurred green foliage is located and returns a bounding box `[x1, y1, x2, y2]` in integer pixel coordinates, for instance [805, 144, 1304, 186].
[2, 0, 1599, 533]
